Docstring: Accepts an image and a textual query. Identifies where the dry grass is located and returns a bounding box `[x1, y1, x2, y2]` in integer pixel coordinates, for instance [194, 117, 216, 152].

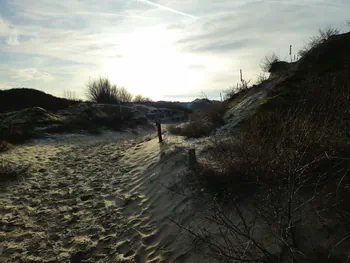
[0, 161, 30, 184]
[189, 70, 349, 196]
[179, 70, 350, 261]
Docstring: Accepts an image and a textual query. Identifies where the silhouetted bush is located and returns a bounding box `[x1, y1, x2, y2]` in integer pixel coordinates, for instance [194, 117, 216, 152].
[133, 95, 153, 103]
[86, 77, 133, 104]
[298, 26, 340, 58]
[260, 52, 280, 73]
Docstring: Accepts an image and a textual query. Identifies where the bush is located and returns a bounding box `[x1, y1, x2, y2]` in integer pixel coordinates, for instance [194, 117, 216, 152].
[87, 77, 119, 104]
[117, 87, 133, 103]
[86, 77, 133, 104]
[192, 70, 349, 195]
[256, 72, 268, 84]
[133, 95, 152, 103]
[45, 105, 137, 134]
[298, 26, 340, 57]
[0, 107, 61, 144]
[177, 70, 350, 262]
[260, 53, 280, 73]
[168, 102, 227, 138]
[222, 86, 237, 100]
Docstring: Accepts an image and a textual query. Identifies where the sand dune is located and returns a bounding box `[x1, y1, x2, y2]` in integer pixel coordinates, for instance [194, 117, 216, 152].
[1, 129, 213, 263]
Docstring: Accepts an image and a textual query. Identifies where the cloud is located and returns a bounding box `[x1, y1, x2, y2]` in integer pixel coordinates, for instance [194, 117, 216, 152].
[0, 16, 20, 45]
[12, 68, 54, 82]
[0, 17, 11, 35]
[172, 0, 350, 55]
[1, 0, 350, 101]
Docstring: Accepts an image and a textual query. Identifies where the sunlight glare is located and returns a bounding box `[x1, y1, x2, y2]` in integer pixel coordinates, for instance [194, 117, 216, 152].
[102, 26, 205, 100]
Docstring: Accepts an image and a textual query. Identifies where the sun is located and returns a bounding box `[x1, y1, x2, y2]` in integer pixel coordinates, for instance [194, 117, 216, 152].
[101, 26, 204, 100]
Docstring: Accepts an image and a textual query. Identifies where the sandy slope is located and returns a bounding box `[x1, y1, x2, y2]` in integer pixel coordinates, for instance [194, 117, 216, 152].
[0, 129, 213, 263]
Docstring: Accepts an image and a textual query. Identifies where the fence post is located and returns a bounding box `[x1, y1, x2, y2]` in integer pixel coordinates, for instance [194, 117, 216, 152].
[345, 105, 350, 138]
[188, 148, 197, 168]
[157, 122, 163, 143]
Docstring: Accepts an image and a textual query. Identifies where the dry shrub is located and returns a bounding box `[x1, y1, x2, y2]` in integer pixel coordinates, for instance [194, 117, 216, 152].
[46, 106, 137, 134]
[0, 118, 38, 144]
[87, 77, 133, 104]
[168, 102, 227, 138]
[133, 94, 152, 103]
[298, 26, 340, 58]
[256, 72, 268, 85]
[180, 70, 350, 262]
[192, 70, 349, 196]
[260, 53, 280, 73]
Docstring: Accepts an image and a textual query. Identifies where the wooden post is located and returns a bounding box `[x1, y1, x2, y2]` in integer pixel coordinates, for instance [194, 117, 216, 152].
[345, 105, 350, 138]
[157, 122, 163, 143]
[188, 148, 197, 168]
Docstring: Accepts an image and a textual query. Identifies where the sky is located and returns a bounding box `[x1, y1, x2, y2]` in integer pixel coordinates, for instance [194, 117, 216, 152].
[0, 0, 349, 101]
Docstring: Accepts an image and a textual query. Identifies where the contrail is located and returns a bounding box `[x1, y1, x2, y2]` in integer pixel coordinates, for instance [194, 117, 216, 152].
[137, 0, 199, 19]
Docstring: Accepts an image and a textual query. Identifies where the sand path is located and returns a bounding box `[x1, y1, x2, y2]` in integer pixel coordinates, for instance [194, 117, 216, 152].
[1, 130, 210, 263]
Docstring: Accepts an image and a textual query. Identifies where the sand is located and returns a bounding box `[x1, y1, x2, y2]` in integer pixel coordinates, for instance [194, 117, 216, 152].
[0, 129, 213, 263]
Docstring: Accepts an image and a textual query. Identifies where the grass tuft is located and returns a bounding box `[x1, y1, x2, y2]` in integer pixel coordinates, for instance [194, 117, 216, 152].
[0, 160, 30, 184]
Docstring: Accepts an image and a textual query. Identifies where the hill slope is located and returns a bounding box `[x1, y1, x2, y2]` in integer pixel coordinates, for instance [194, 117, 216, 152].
[0, 88, 78, 113]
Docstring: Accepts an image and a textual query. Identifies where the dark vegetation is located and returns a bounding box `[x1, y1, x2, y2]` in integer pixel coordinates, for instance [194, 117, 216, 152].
[260, 52, 280, 73]
[0, 161, 30, 184]
[298, 26, 340, 58]
[87, 77, 133, 104]
[0, 88, 79, 113]
[0, 140, 12, 152]
[45, 105, 141, 135]
[173, 28, 350, 262]
[168, 101, 227, 138]
[0, 107, 61, 146]
[86, 77, 191, 112]
[0, 77, 191, 149]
